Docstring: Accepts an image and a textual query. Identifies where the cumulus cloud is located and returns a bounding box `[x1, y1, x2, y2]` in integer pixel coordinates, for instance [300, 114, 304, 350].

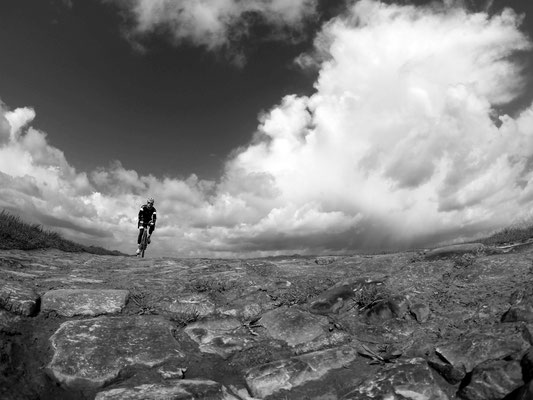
[0, 100, 215, 254]
[0, 98, 252, 256]
[104, 0, 318, 64]
[190, 0, 533, 253]
[2, 0, 533, 256]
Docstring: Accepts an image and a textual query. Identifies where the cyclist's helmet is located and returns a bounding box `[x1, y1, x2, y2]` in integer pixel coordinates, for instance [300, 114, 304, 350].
[147, 197, 155, 205]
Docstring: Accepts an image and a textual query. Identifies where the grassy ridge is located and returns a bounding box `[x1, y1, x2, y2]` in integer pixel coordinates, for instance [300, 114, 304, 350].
[0, 211, 124, 255]
[478, 224, 533, 247]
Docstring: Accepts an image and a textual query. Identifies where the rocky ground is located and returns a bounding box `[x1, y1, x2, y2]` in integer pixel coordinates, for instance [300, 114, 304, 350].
[0, 242, 532, 399]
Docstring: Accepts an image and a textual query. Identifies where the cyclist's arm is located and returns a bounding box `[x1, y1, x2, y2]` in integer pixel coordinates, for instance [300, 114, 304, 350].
[138, 206, 145, 227]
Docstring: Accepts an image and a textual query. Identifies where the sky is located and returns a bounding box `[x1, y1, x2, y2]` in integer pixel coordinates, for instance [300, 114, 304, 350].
[1, 0, 533, 257]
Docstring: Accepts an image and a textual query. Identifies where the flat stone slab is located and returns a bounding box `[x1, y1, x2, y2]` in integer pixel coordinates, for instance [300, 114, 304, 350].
[94, 379, 239, 400]
[458, 360, 523, 400]
[436, 332, 528, 374]
[0, 309, 20, 333]
[346, 358, 449, 399]
[47, 316, 186, 390]
[0, 281, 39, 316]
[259, 306, 329, 346]
[42, 289, 129, 317]
[245, 345, 358, 398]
[159, 293, 216, 318]
[410, 302, 431, 323]
[183, 317, 253, 359]
[219, 302, 265, 320]
[219, 287, 273, 319]
[293, 331, 352, 355]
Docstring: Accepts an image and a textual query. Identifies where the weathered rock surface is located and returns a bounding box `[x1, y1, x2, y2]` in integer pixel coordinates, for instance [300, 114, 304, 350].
[410, 302, 431, 323]
[428, 355, 466, 384]
[258, 306, 329, 346]
[501, 304, 533, 323]
[0, 243, 532, 399]
[457, 359, 523, 400]
[0, 309, 20, 333]
[94, 379, 239, 400]
[345, 358, 449, 399]
[158, 293, 216, 318]
[0, 281, 39, 316]
[292, 330, 352, 355]
[47, 316, 186, 390]
[365, 295, 410, 323]
[41, 289, 129, 317]
[435, 331, 528, 374]
[183, 317, 253, 359]
[219, 286, 273, 319]
[245, 345, 358, 398]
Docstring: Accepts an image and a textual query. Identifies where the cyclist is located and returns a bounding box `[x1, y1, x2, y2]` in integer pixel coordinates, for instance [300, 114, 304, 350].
[136, 197, 157, 256]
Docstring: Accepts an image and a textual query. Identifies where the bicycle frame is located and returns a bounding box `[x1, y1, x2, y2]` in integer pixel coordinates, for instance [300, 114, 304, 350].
[138, 219, 154, 258]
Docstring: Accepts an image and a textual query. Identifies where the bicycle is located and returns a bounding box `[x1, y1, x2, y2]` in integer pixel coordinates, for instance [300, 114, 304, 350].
[138, 222, 153, 258]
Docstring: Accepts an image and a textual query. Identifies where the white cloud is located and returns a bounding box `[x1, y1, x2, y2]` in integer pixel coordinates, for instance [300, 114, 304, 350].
[5, 107, 35, 141]
[0, 101, 214, 255]
[105, 0, 318, 63]
[199, 0, 533, 252]
[1, 0, 533, 256]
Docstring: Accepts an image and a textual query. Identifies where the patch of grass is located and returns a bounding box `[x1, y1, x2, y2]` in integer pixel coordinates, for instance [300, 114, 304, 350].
[128, 287, 157, 315]
[351, 284, 390, 311]
[453, 253, 476, 268]
[479, 224, 533, 246]
[0, 210, 124, 255]
[187, 277, 238, 294]
[169, 310, 200, 327]
[271, 277, 336, 307]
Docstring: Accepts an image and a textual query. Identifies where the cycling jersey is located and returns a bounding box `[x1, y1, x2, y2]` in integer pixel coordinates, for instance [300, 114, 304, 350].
[138, 204, 157, 227]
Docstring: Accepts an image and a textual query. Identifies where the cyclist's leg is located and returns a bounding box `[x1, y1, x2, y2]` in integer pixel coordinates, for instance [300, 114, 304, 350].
[137, 227, 144, 245]
[147, 225, 155, 243]
[136, 226, 145, 255]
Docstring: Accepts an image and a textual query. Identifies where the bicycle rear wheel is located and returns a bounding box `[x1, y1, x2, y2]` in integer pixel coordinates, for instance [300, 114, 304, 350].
[140, 229, 148, 258]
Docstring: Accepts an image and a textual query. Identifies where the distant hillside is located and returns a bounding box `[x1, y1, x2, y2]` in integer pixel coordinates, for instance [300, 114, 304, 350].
[0, 211, 125, 256]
